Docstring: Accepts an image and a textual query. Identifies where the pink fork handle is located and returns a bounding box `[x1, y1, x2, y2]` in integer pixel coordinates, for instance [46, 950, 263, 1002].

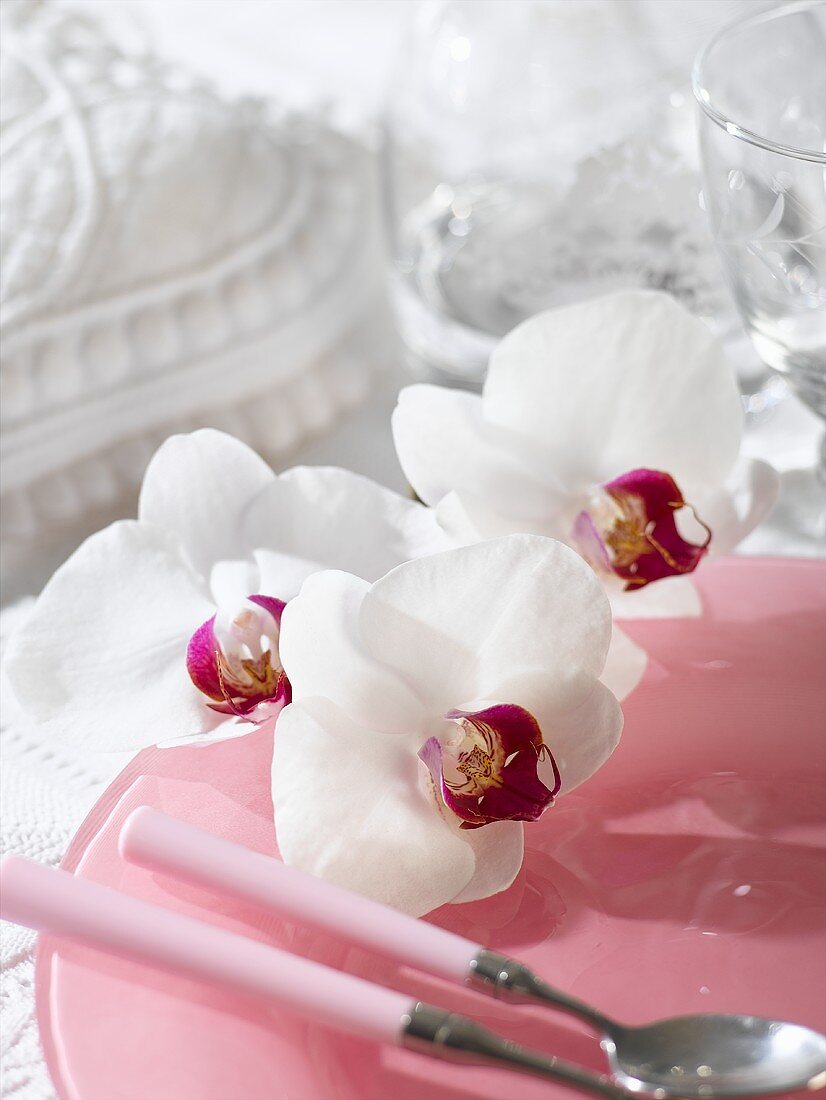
[0, 855, 410, 1044]
[120, 807, 482, 982]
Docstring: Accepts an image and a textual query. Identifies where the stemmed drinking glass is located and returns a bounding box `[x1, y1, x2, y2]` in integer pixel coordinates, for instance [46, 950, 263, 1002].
[694, 0, 826, 476]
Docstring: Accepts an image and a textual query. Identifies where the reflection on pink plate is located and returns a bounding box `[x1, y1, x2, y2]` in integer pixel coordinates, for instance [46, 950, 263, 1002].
[37, 557, 826, 1100]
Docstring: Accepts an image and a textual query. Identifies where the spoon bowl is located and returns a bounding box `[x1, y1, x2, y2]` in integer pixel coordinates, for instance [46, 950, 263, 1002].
[608, 1014, 826, 1097]
[470, 951, 826, 1097]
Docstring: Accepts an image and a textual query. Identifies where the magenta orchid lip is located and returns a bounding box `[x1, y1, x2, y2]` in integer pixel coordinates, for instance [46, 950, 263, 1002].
[574, 468, 712, 592]
[187, 594, 290, 717]
[419, 704, 561, 830]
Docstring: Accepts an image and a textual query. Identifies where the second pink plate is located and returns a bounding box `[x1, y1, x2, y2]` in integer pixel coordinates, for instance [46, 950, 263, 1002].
[37, 557, 826, 1100]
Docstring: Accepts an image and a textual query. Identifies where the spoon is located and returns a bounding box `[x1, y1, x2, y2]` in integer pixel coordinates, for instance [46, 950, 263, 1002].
[121, 808, 826, 1098]
[469, 950, 826, 1097]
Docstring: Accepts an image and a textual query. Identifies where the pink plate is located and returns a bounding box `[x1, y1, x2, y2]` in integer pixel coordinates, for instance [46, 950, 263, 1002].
[37, 557, 826, 1100]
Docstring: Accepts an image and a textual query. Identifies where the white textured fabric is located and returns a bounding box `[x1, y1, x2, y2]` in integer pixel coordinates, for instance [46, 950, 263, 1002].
[0, 0, 392, 605]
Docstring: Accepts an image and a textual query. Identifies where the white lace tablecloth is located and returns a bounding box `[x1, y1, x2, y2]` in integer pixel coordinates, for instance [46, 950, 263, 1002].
[1, 2, 821, 1098]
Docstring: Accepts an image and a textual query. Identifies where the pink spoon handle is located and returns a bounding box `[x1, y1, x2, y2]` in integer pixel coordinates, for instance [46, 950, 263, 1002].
[0, 855, 409, 1044]
[0, 857, 630, 1099]
[120, 806, 482, 982]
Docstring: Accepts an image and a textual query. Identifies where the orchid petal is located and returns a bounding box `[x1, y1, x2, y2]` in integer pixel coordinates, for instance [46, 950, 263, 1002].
[609, 576, 702, 620]
[436, 490, 520, 543]
[4, 522, 215, 751]
[253, 548, 324, 605]
[392, 385, 565, 518]
[530, 680, 623, 794]
[209, 559, 261, 607]
[279, 571, 427, 734]
[272, 698, 476, 916]
[450, 820, 525, 905]
[242, 466, 451, 600]
[435, 488, 566, 543]
[156, 714, 257, 749]
[601, 626, 648, 701]
[485, 290, 744, 497]
[139, 430, 274, 587]
[700, 458, 781, 557]
[360, 535, 612, 715]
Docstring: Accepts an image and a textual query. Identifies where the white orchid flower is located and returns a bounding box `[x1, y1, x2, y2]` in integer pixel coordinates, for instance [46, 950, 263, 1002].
[273, 534, 622, 916]
[5, 430, 450, 752]
[392, 290, 779, 619]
